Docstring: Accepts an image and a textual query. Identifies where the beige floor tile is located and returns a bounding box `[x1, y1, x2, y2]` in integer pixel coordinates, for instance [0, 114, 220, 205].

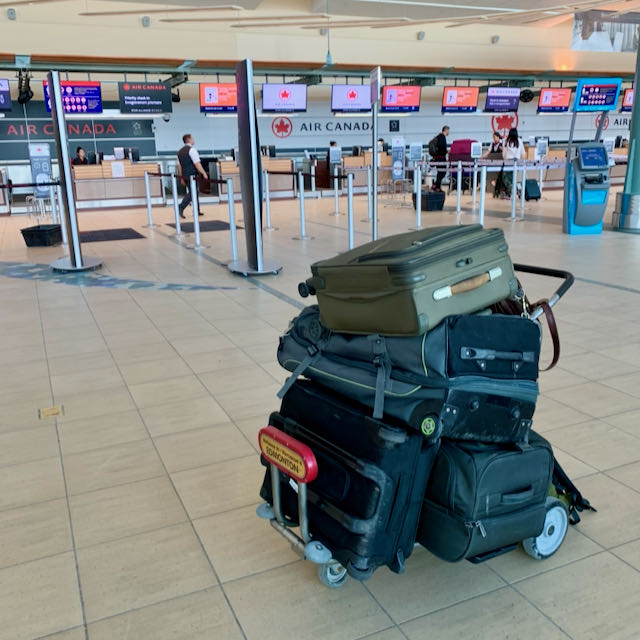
[0, 342, 46, 367]
[559, 351, 639, 382]
[0, 499, 72, 569]
[401, 587, 568, 640]
[365, 546, 505, 623]
[193, 504, 296, 582]
[171, 334, 235, 357]
[545, 382, 640, 419]
[603, 342, 640, 367]
[154, 423, 254, 472]
[199, 364, 277, 397]
[140, 395, 231, 437]
[602, 371, 640, 399]
[603, 408, 640, 438]
[45, 336, 108, 359]
[538, 367, 590, 393]
[551, 446, 599, 480]
[358, 629, 405, 640]
[224, 562, 391, 640]
[232, 417, 264, 453]
[50, 366, 124, 397]
[516, 552, 640, 640]
[118, 356, 193, 385]
[0, 552, 82, 640]
[0, 457, 65, 511]
[47, 350, 115, 376]
[612, 538, 640, 571]
[531, 396, 591, 433]
[78, 522, 216, 622]
[215, 383, 281, 422]
[545, 420, 640, 471]
[0, 424, 60, 467]
[64, 439, 165, 495]
[172, 455, 264, 519]
[109, 341, 178, 366]
[70, 476, 187, 548]
[55, 386, 136, 423]
[87, 586, 243, 640]
[128, 374, 209, 409]
[180, 346, 254, 375]
[58, 409, 149, 456]
[607, 461, 640, 492]
[0, 395, 57, 433]
[564, 474, 640, 549]
[41, 627, 86, 639]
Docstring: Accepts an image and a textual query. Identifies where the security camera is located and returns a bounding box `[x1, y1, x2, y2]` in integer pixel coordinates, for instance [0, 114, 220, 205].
[162, 113, 171, 122]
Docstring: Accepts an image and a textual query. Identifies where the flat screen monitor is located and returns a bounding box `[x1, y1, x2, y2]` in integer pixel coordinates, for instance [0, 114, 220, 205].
[621, 88, 634, 112]
[538, 88, 572, 113]
[441, 86, 479, 113]
[43, 80, 103, 114]
[484, 87, 520, 112]
[331, 84, 371, 112]
[200, 83, 238, 113]
[126, 147, 140, 162]
[261, 84, 307, 112]
[573, 78, 622, 112]
[578, 145, 609, 170]
[380, 85, 420, 113]
[0, 78, 11, 112]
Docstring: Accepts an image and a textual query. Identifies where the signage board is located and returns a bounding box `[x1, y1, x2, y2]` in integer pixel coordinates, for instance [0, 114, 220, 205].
[261, 84, 307, 112]
[381, 86, 420, 113]
[484, 87, 520, 112]
[538, 88, 572, 113]
[391, 138, 405, 180]
[199, 83, 238, 113]
[0, 79, 11, 112]
[442, 86, 479, 113]
[28, 143, 52, 198]
[43, 80, 102, 114]
[621, 88, 634, 112]
[331, 85, 371, 113]
[118, 82, 172, 114]
[573, 78, 622, 112]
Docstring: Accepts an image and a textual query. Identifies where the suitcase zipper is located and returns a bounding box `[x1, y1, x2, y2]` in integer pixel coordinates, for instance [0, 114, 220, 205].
[465, 520, 487, 537]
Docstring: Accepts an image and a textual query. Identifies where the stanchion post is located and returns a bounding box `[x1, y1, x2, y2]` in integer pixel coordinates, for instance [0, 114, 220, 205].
[539, 164, 544, 196]
[171, 173, 181, 235]
[190, 175, 201, 248]
[49, 184, 58, 224]
[293, 171, 312, 240]
[479, 165, 487, 227]
[226, 177, 238, 262]
[520, 162, 527, 215]
[414, 164, 422, 229]
[511, 163, 518, 220]
[263, 170, 275, 230]
[143, 171, 155, 227]
[331, 164, 341, 216]
[472, 160, 478, 209]
[365, 165, 372, 222]
[456, 160, 462, 213]
[347, 172, 354, 249]
[310, 164, 316, 195]
[56, 184, 68, 245]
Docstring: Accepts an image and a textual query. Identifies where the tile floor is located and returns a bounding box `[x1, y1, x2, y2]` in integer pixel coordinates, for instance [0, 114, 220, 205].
[0, 185, 639, 639]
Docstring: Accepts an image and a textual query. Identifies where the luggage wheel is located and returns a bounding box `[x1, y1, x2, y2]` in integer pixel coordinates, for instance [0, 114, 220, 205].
[317, 560, 348, 589]
[522, 497, 569, 560]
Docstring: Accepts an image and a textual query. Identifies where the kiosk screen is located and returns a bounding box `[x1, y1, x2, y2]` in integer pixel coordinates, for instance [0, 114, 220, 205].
[579, 146, 608, 170]
[574, 78, 622, 111]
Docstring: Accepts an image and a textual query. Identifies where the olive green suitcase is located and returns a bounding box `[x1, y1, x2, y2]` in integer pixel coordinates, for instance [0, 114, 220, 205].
[298, 225, 517, 336]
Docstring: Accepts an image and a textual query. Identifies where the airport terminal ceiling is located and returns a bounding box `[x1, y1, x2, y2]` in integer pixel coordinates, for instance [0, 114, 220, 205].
[0, 0, 639, 74]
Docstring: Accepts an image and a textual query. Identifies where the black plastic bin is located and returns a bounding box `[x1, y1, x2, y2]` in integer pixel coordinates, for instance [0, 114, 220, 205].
[412, 190, 445, 211]
[21, 224, 63, 247]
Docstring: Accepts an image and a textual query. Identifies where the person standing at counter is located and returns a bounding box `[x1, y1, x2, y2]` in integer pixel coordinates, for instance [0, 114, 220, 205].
[72, 147, 88, 166]
[430, 125, 449, 192]
[500, 127, 525, 194]
[176, 133, 207, 218]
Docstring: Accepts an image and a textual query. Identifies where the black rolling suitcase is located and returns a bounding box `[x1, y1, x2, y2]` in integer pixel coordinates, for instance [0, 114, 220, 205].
[524, 179, 541, 201]
[259, 379, 439, 580]
[416, 431, 553, 563]
[412, 190, 445, 211]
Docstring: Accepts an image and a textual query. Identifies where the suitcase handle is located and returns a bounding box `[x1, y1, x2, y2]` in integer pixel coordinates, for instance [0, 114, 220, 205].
[433, 267, 501, 301]
[512, 263, 574, 315]
[501, 486, 534, 505]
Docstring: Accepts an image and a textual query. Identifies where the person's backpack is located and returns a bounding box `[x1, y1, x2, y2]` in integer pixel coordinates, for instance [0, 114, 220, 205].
[428, 136, 439, 157]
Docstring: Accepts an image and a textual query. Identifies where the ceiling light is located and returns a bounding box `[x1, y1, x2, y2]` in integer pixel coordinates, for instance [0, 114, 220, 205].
[417, 30, 425, 40]
[141, 15, 150, 27]
[7, 7, 16, 20]
[491, 35, 500, 44]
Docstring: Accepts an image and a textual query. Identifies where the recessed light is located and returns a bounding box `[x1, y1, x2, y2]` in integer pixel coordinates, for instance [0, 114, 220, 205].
[417, 31, 425, 40]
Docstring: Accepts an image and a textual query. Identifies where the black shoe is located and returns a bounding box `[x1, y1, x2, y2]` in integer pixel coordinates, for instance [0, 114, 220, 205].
[198, 212, 204, 216]
[179, 213, 186, 219]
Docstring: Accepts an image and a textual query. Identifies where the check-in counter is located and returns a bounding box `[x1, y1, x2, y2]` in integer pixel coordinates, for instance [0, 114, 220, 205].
[216, 160, 241, 197]
[262, 157, 295, 194]
[343, 156, 368, 187]
[73, 161, 163, 209]
[363, 151, 392, 185]
[0, 168, 8, 215]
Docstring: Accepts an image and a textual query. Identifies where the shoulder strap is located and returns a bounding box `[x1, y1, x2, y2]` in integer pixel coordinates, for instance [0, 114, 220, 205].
[534, 300, 560, 371]
[552, 457, 597, 525]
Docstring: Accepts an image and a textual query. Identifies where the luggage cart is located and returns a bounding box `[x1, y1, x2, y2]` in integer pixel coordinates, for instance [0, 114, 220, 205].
[258, 264, 587, 587]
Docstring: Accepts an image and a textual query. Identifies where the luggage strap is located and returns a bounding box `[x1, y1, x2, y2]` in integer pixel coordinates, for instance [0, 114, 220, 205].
[552, 457, 597, 525]
[277, 343, 324, 400]
[535, 300, 560, 372]
[369, 335, 390, 419]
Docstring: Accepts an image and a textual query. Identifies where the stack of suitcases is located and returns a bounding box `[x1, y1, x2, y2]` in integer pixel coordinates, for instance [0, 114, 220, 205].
[259, 224, 594, 586]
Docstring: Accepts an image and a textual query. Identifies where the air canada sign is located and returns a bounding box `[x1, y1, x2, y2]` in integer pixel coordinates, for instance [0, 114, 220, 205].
[269, 117, 371, 139]
[0, 119, 153, 141]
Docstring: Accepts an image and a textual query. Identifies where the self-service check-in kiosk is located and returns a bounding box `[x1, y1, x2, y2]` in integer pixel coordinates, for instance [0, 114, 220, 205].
[564, 143, 610, 234]
[563, 77, 622, 235]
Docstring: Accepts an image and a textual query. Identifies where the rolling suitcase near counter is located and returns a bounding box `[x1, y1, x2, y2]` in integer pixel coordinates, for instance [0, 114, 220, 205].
[259, 379, 438, 580]
[524, 179, 541, 201]
[298, 224, 518, 336]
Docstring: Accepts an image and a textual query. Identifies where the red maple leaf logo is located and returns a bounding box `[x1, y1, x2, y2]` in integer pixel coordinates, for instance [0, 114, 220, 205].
[123, 83, 130, 91]
[279, 89, 291, 100]
[491, 112, 519, 136]
[271, 117, 293, 138]
[347, 90, 357, 100]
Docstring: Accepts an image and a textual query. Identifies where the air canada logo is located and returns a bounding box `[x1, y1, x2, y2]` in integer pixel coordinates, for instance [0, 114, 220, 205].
[271, 117, 293, 138]
[491, 112, 519, 137]
[595, 114, 610, 131]
[347, 89, 358, 101]
[123, 84, 131, 91]
[279, 88, 291, 100]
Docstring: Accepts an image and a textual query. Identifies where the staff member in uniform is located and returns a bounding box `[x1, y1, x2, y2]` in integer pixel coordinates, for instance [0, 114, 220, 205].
[176, 134, 208, 218]
[430, 125, 449, 192]
[72, 147, 88, 165]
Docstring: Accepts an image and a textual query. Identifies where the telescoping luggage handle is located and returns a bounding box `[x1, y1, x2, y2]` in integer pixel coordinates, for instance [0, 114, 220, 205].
[512, 264, 574, 321]
[256, 426, 333, 566]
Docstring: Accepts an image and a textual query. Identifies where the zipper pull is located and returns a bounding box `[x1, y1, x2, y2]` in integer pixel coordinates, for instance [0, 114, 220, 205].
[466, 521, 487, 538]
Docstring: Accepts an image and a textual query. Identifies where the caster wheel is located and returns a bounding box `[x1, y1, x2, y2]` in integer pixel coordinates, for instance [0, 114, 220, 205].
[522, 497, 569, 560]
[317, 560, 347, 588]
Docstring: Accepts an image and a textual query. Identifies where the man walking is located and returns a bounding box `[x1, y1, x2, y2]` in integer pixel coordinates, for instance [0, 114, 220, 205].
[176, 134, 208, 218]
[430, 125, 449, 192]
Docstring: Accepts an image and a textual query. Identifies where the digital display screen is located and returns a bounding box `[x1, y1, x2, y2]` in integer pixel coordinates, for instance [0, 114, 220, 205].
[44, 80, 103, 114]
[484, 87, 520, 112]
[118, 82, 172, 114]
[331, 85, 371, 112]
[0, 78, 10, 111]
[538, 88, 572, 113]
[441, 86, 479, 113]
[380, 85, 420, 112]
[579, 145, 608, 169]
[261, 84, 307, 112]
[200, 83, 238, 113]
[621, 88, 634, 112]
[574, 78, 621, 112]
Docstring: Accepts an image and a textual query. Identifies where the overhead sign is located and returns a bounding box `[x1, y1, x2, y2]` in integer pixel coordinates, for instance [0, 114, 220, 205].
[381, 86, 421, 112]
[538, 88, 572, 113]
[331, 85, 371, 113]
[0, 79, 11, 112]
[28, 143, 52, 198]
[621, 88, 634, 112]
[442, 87, 479, 113]
[199, 83, 238, 113]
[573, 78, 622, 112]
[484, 87, 520, 112]
[43, 80, 103, 114]
[118, 82, 172, 114]
[261, 84, 307, 112]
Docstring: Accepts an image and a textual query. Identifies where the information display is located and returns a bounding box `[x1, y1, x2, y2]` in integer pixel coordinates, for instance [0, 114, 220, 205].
[381, 85, 420, 112]
[441, 86, 479, 113]
[573, 78, 622, 112]
[621, 88, 634, 112]
[0, 79, 11, 111]
[118, 82, 172, 114]
[199, 83, 238, 113]
[579, 145, 608, 170]
[331, 85, 371, 112]
[538, 88, 572, 113]
[262, 84, 307, 112]
[484, 87, 520, 112]
[44, 80, 103, 114]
